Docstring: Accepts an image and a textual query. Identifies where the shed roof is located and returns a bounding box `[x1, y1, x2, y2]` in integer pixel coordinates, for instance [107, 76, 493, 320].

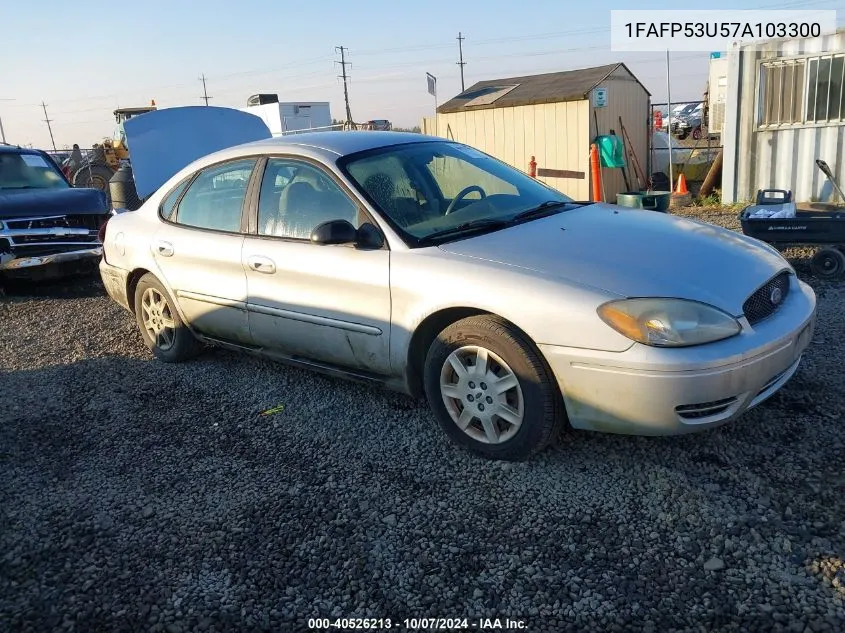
[437, 62, 650, 114]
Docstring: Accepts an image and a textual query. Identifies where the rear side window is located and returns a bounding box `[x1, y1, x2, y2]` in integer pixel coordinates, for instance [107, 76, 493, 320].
[160, 178, 191, 220]
[173, 159, 257, 232]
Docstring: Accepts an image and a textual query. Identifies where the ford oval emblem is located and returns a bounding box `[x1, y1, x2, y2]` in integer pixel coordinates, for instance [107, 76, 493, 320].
[770, 287, 783, 305]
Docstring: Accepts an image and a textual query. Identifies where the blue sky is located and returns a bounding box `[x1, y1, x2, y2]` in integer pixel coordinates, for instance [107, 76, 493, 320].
[0, 0, 841, 148]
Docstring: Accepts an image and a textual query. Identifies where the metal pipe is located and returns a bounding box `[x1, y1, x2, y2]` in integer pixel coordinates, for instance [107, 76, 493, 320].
[666, 50, 674, 194]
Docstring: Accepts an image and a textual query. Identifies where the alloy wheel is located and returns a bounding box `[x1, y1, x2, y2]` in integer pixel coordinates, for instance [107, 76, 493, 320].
[439, 345, 524, 444]
[141, 287, 176, 350]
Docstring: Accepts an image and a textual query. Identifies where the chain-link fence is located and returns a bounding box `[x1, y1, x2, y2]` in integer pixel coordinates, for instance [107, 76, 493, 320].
[648, 101, 724, 192]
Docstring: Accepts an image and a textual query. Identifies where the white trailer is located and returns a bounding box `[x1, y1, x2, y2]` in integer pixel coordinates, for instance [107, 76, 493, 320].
[239, 102, 332, 136]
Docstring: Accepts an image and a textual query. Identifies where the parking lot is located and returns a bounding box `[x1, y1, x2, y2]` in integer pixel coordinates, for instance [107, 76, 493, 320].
[1, 207, 844, 632]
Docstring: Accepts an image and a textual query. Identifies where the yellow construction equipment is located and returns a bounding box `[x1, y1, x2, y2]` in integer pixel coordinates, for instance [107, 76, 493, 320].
[67, 100, 157, 201]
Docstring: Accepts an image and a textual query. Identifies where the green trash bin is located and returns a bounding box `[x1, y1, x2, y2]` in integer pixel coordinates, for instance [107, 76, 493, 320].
[616, 191, 672, 212]
[595, 134, 626, 169]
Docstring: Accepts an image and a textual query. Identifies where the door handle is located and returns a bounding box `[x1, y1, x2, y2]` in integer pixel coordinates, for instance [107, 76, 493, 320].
[247, 255, 276, 274]
[156, 241, 174, 257]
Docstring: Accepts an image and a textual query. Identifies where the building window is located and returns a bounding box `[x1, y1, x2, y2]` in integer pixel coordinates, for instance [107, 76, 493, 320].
[807, 55, 844, 123]
[759, 60, 805, 125]
[759, 54, 845, 127]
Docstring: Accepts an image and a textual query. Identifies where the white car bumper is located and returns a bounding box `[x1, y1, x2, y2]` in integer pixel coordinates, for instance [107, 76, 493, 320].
[540, 277, 817, 436]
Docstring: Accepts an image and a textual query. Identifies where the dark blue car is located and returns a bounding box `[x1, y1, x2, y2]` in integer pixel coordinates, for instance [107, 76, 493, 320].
[0, 144, 110, 280]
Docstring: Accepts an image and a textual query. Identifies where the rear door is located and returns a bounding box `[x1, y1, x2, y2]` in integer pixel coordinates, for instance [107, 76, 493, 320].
[242, 157, 392, 374]
[152, 157, 259, 344]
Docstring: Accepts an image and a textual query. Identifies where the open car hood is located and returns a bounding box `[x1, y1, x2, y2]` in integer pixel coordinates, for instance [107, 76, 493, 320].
[123, 106, 272, 199]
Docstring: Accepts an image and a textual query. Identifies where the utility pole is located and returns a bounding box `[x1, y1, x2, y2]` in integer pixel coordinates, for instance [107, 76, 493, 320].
[0, 98, 14, 144]
[665, 50, 673, 194]
[199, 74, 212, 106]
[41, 101, 56, 150]
[335, 46, 353, 126]
[456, 32, 467, 92]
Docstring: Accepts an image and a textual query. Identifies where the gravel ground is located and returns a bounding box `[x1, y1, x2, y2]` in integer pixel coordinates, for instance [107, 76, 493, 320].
[2, 208, 844, 632]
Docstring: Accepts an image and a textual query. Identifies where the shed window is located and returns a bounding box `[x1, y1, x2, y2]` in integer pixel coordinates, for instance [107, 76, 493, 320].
[758, 54, 844, 127]
[759, 60, 805, 125]
[806, 55, 844, 123]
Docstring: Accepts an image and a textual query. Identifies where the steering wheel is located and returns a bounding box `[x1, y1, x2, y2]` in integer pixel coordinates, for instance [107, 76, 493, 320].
[444, 185, 487, 215]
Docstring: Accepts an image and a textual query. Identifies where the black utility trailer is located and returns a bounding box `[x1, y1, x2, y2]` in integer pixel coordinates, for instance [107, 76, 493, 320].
[739, 160, 845, 280]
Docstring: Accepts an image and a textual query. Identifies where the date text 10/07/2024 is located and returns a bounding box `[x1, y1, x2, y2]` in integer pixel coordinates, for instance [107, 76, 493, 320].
[307, 617, 528, 630]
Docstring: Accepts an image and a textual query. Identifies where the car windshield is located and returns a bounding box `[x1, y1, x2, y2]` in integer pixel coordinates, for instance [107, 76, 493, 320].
[0, 151, 68, 190]
[340, 141, 573, 245]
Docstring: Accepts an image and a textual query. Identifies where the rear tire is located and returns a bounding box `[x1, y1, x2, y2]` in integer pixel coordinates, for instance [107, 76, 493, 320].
[692, 127, 702, 140]
[423, 315, 562, 461]
[810, 248, 845, 280]
[133, 273, 201, 362]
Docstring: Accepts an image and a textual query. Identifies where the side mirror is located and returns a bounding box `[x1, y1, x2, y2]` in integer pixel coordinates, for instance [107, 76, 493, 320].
[356, 222, 384, 249]
[310, 219, 386, 248]
[310, 219, 358, 245]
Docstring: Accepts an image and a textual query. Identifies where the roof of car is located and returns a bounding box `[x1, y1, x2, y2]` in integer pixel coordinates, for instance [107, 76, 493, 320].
[237, 130, 445, 156]
[0, 144, 42, 155]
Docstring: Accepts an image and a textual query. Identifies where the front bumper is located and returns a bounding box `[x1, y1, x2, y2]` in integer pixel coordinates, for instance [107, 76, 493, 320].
[0, 247, 102, 271]
[541, 277, 817, 436]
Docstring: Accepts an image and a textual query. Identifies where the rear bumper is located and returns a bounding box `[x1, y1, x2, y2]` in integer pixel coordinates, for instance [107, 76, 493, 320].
[0, 247, 102, 271]
[541, 277, 817, 436]
[99, 259, 132, 312]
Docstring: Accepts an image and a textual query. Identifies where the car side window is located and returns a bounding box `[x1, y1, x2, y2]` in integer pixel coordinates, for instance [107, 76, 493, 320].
[173, 159, 257, 232]
[160, 178, 192, 220]
[257, 159, 358, 239]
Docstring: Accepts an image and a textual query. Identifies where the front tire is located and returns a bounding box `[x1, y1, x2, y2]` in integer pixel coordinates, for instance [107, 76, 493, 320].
[423, 315, 562, 461]
[72, 163, 115, 205]
[133, 273, 201, 362]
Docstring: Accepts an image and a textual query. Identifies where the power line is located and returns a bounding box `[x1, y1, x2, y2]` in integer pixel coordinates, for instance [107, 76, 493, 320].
[335, 46, 353, 125]
[199, 73, 212, 106]
[41, 101, 56, 150]
[457, 32, 467, 92]
[9, 0, 839, 121]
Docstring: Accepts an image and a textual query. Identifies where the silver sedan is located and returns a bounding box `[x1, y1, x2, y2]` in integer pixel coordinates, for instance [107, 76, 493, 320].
[99, 109, 816, 460]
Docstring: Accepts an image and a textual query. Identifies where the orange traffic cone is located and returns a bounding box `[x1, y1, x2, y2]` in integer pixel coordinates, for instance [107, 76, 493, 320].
[675, 173, 689, 195]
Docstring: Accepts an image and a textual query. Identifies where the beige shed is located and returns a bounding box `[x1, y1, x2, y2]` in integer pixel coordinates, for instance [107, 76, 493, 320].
[422, 63, 651, 201]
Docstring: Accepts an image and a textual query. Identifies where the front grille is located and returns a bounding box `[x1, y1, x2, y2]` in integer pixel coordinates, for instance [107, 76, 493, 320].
[676, 397, 738, 420]
[12, 233, 98, 245]
[743, 272, 791, 325]
[4, 214, 107, 231]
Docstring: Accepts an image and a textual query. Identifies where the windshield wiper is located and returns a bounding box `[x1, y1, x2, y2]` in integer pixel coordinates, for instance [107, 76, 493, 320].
[417, 218, 511, 245]
[511, 200, 591, 222]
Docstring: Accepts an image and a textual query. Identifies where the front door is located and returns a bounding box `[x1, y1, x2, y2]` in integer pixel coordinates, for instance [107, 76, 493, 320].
[242, 158, 392, 374]
[152, 158, 258, 344]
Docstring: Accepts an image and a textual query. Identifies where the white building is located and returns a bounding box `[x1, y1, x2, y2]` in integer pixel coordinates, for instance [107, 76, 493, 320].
[240, 102, 332, 136]
[722, 29, 845, 203]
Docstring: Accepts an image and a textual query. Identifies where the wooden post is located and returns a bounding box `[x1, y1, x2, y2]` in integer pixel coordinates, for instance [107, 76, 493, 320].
[698, 149, 724, 199]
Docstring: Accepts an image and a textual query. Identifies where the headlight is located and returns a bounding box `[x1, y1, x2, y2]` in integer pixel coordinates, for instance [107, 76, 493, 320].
[597, 298, 741, 347]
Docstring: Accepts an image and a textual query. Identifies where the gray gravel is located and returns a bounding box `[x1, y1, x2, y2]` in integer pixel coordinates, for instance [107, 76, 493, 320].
[2, 209, 845, 632]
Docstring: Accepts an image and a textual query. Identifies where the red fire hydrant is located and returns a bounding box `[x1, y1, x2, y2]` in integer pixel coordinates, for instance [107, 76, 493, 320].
[529, 156, 537, 178]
